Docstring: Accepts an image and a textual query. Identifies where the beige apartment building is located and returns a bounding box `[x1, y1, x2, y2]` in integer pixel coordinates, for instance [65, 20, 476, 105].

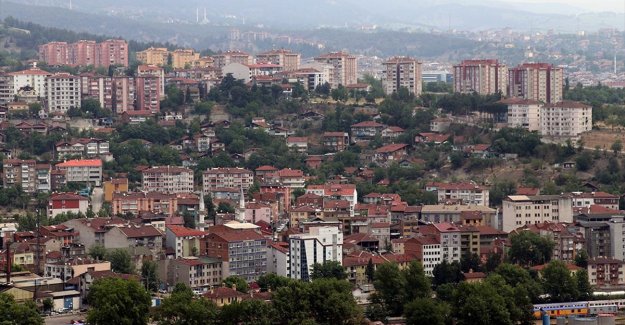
[502, 195, 573, 232]
[136, 47, 169, 66]
[540, 101, 592, 141]
[501, 98, 542, 132]
[212, 50, 254, 70]
[45, 73, 81, 114]
[382, 56, 422, 96]
[202, 168, 254, 195]
[313, 52, 357, 89]
[55, 159, 103, 186]
[453, 59, 507, 95]
[172, 49, 200, 69]
[256, 49, 301, 71]
[508, 63, 563, 104]
[141, 166, 194, 194]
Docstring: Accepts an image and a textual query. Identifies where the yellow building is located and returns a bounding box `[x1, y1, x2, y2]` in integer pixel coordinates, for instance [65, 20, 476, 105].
[192, 56, 214, 68]
[136, 47, 169, 66]
[103, 178, 129, 202]
[172, 49, 200, 69]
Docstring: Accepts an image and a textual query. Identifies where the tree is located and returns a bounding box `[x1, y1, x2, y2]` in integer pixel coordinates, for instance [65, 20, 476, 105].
[105, 249, 133, 274]
[271, 281, 314, 324]
[404, 298, 448, 325]
[365, 258, 375, 283]
[452, 281, 515, 325]
[575, 250, 589, 268]
[373, 263, 405, 316]
[257, 273, 294, 292]
[460, 252, 482, 273]
[154, 283, 219, 325]
[493, 263, 542, 302]
[42, 297, 53, 312]
[141, 260, 159, 292]
[576, 269, 593, 300]
[612, 140, 622, 155]
[219, 300, 275, 325]
[0, 293, 43, 325]
[432, 260, 463, 287]
[402, 261, 431, 302]
[542, 260, 579, 302]
[311, 261, 347, 280]
[307, 278, 363, 324]
[508, 231, 555, 267]
[87, 278, 151, 325]
[88, 244, 106, 261]
[28, 103, 41, 118]
[223, 275, 249, 293]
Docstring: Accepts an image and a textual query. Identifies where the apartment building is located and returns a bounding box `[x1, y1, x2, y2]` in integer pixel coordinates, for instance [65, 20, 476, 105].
[45, 73, 81, 114]
[159, 257, 223, 292]
[501, 98, 542, 131]
[306, 184, 358, 213]
[69, 40, 98, 66]
[279, 67, 330, 91]
[322, 132, 349, 152]
[97, 39, 128, 67]
[212, 50, 254, 70]
[502, 194, 573, 232]
[382, 56, 422, 95]
[420, 205, 497, 228]
[588, 258, 625, 287]
[141, 166, 194, 194]
[418, 223, 462, 263]
[289, 227, 343, 281]
[313, 52, 357, 88]
[83, 75, 136, 113]
[201, 223, 267, 282]
[540, 101, 592, 141]
[508, 63, 563, 104]
[48, 192, 89, 218]
[111, 192, 199, 216]
[165, 225, 207, 259]
[453, 59, 507, 95]
[256, 49, 301, 71]
[172, 49, 200, 69]
[136, 47, 169, 66]
[38, 42, 69, 66]
[55, 138, 110, 160]
[103, 178, 128, 202]
[571, 191, 620, 210]
[137, 65, 165, 100]
[286, 136, 308, 153]
[134, 76, 161, 115]
[425, 181, 490, 206]
[202, 168, 254, 195]
[392, 237, 442, 276]
[576, 208, 625, 261]
[6, 67, 50, 98]
[351, 121, 386, 142]
[2, 159, 51, 193]
[514, 222, 583, 262]
[55, 159, 103, 186]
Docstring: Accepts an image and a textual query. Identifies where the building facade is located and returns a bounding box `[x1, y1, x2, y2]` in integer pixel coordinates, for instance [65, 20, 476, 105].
[501, 98, 542, 132]
[289, 227, 343, 281]
[453, 59, 507, 95]
[313, 52, 357, 89]
[502, 195, 573, 232]
[141, 166, 194, 194]
[202, 168, 254, 195]
[540, 101, 592, 141]
[45, 73, 81, 114]
[382, 56, 422, 95]
[508, 63, 563, 104]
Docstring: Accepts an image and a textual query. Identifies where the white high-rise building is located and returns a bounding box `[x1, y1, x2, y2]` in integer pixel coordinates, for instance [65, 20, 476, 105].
[501, 98, 542, 132]
[540, 101, 592, 140]
[502, 195, 573, 232]
[289, 227, 343, 281]
[46, 73, 81, 114]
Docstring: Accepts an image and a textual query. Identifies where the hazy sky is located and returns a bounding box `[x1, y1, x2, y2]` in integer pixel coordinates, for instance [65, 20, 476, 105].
[503, 0, 625, 12]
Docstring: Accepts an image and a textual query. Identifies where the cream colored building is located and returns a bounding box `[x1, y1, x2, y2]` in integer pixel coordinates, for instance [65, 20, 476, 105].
[382, 56, 422, 95]
[45, 73, 81, 114]
[453, 59, 507, 95]
[136, 47, 169, 66]
[313, 52, 357, 89]
[502, 195, 573, 232]
[501, 98, 542, 132]
[540, 101, 592, 141]
[212, 50, 253, 70]
[172, 49, 200, 69]
[256, 49, 301, 71]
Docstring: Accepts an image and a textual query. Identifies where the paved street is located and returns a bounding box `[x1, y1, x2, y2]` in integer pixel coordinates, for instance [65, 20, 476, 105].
[91, 187, 103, 213]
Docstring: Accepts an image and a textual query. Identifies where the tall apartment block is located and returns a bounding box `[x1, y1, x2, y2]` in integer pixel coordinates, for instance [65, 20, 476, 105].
[2, 159, 51, 193]
[540, 101, 592, 140]
[313, 52, 358, 89]
[38, 40, 128, 67]
[137, 65, 165, 100]
[141, 166, 194, 194]
[256, 49, 301, 71]
[212, 51, 254, 70]
[508, 63, 563, 104]
[382, 56, 422, 96]
[453, 59, 508, 95]
[45, 73, 81, 115]
[135, 76, 161, 115]
[289, 227, 343, 281]
[171, 49, 200, 69]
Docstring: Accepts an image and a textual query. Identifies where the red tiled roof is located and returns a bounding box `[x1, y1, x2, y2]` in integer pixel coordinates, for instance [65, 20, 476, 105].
[375, 143, 408, 153]
[255, 165, 278, 171]
[351, 121, 385, 128]
[207, 225, 265, 242]
[167, 225, 207, 237]
[117, 225, 162, 238]
[56, 159, 102, 168]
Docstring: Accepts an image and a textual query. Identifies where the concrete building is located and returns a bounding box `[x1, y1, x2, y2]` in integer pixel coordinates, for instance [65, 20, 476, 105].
[45, 73, 81, 115]
[159, 257, 223, 292]
[137, 65, 165, 100]
[382, 56, 422, 96]
[55, 138, 109, 160]
[571, 192, 620, 210]
[69, 40, 98, 67]
[97, 39, 128, 67]
[202, 168, 254, 195]
[426, 181, 490, 206]
[419, 223, 462, 263]
[289, 227, 343, 281]
[111, 192, 199, 216]
[453, 59, 507, 95]
[540, 101, 592, 141]
[48, 192, 89, 218]
[45, 258, 110, 282]
[576, 207, 625, 261]
[165, 225, 207, 259]
[322, 132, 349, 152]
[6, 67, 50, 98]
[134, 76, 161, 115]
[222, 62, 283, 83]
[38, 42, 69, 66]
[201, 223, 267, 282]
[392, 237, 442, 276]
[500, 98, 542, 132]
[502, 195, 573, 232]
[2, 159, 52, 193]
[136, 47, 169, 66]
[588, 258, 625, 287]
[508, 63, 563, 104]
[55, 159, 103, 186]
[420, 205, 497, 227]
[171, 49, 200, 69]
[283, 66, 331, 91]
[313, 52, 357, 89]
[141, 166, 194, 194]
[103, 178, 128, 202]
[256, 49, 301, 71]
[212, 50, 254, 70]
[267, 242, 289, 277]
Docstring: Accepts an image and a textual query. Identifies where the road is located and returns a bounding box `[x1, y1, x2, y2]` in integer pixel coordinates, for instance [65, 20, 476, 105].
[44, 313, 87, 325]
[91, 187, 103, 213]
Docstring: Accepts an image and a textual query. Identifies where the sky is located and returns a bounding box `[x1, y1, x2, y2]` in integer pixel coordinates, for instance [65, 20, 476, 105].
[501, 0, 625, 12]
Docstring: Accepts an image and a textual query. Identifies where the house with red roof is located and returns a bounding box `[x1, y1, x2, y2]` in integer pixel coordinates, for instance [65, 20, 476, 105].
[47, 192, 89, 218]
[426, 181, 489, 206]
[55, 159, 103, 186]
[343, 251, 417, 285]
[415, 132, 451, 145]
[105, 224, 164, 255]
[381, 126, 405, 139]
[165, 225, 207, 259]
[570, 191, 620, 210]
[351, 121, 386, 142]
[286, 136, 308, 153]
[373, 143, 409, 165]
[323, 132, 349, 152]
